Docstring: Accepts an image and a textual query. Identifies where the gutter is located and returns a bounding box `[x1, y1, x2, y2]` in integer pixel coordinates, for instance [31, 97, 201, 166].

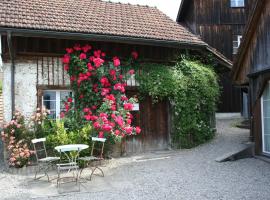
[0, 27, 206, 50]
[6, 32, 15, 116]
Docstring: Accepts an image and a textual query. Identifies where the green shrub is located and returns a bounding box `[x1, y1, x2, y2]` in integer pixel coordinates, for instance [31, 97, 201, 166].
[135, 57, 219, 148]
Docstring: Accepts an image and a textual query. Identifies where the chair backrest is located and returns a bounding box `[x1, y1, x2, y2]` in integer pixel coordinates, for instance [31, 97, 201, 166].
[31, 138, 48, 161]
[91, 137, 106, 158]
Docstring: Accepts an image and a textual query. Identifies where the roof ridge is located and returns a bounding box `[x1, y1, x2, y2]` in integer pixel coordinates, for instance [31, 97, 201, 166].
[100, 0, 155, 9]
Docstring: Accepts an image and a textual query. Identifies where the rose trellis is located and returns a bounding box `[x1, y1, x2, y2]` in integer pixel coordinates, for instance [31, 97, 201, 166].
[62, 44, 141, 139]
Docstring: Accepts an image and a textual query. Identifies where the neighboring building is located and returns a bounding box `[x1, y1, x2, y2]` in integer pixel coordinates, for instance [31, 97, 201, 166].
[232, 0, 270, 156]
[176, 0, 255, 113]
[0, 0, 230, 154]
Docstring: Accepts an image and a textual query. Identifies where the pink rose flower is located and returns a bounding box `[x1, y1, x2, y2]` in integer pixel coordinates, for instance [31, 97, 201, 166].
[62, 55, 70, 64]
[93, 57, 104, 68]
[129, 69, 135, 75]
[135, 127, 141, 134]
[131, 51, 139, 60]
[124, 103, 133, 111]
[79, 53, 87, 60]
[113, 57, 121, 67]
[82, 44, 92, 53]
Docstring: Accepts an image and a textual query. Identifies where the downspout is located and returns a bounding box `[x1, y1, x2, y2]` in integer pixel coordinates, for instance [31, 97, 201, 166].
[0, 35, 3, 71]
[7, 32, 15, 117]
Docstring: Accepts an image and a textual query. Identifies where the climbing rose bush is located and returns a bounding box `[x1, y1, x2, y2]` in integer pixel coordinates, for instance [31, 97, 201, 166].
[62, 44, 141, 138]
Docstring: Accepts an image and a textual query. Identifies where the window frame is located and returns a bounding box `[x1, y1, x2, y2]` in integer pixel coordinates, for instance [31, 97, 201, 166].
[261, 82, 270, 155]
[232, 35, 242, 55]
[230, 0, 245, 8]
[42, 89, 73, 119]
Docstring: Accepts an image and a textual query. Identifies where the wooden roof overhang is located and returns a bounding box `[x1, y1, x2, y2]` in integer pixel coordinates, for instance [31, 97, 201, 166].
[232, 0, 265, 85]
[0, 27, 232, 69]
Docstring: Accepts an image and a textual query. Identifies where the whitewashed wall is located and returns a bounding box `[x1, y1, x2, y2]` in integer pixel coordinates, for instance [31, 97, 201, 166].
[3, 60, 37, 121]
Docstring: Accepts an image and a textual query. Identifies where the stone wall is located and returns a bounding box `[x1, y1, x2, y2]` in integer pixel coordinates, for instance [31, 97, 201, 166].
[3, 60, 37, 121]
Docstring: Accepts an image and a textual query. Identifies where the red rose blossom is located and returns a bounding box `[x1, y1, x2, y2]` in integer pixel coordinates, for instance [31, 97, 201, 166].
[98, 132, 104, 138]
[113, 57, 121, 67]
[79, 53, 87, 60]
[87, 63, 94, 71]
[73, 44, 81, 51]
[93, 57, 104, 68]
[66, 48, 73, 54]
[94, 50, 101, 58]
[83, 108, 91, 113]
[109, 69, 116, 76]
[135, 127, 141, 134]
[64, 65, 69, 71]
[129, 69, 135, 75]
[82, 44, 92, 53]
[84, 115, 91, 121]
[131, 51, 139, 60]
[60, 112, 65, 118]
[125, 127, 133, 134]
[124, 103, 133, 111]
[115, 130, 120, 135]
[67, 97, 73, 103]
[62, 55, 70, 64]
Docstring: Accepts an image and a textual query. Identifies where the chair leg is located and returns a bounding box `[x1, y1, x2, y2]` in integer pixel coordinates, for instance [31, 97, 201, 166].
[34, 164, 40, 180]
[57, 168, 60, 188]
[90, 167, 104, 180]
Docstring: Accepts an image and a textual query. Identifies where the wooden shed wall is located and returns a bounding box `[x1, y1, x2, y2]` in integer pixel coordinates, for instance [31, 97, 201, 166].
[237, 1, 270, 84]
[2, 36, 181, 62]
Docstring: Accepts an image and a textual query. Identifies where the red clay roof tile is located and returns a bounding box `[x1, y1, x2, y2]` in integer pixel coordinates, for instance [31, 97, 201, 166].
[0, 0, 205, 45]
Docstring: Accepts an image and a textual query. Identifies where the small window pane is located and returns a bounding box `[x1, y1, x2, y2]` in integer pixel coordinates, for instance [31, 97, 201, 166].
[262, 83, 270, 154]
[48, 111, 56, 119]
[231, 0, 245, 7]
[43, 100, 56, 111]
[60, 91, 72, 101]
[264, 135, 270, 152]
[263, 84, 270, 100]
[43, 91, 56, 100]
[42, 90, 72, 119]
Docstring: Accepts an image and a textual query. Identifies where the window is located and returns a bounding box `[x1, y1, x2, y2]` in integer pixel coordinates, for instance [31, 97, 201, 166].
[42, 90, 72, 119]
[233, 35, 242, 55]
[261, 82, 270, 154]
[230, 0, 245, 7]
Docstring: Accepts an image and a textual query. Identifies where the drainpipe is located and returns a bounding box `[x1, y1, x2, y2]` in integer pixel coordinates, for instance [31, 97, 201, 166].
[0, 35, 3, 71]
[7, 32, 15, 117]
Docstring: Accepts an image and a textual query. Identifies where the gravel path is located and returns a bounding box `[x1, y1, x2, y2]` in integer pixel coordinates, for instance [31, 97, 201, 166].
[2, 118, 270, 200]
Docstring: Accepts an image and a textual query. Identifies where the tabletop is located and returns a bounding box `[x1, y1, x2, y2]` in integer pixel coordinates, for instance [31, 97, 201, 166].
[55, 144, 89, 152]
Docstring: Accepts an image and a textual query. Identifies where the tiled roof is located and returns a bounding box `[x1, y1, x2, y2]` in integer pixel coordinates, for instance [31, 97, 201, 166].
[0, 0, 205, 46]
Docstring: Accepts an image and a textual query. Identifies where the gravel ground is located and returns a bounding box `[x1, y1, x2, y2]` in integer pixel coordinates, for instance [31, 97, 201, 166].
[2, 118, 270, 200]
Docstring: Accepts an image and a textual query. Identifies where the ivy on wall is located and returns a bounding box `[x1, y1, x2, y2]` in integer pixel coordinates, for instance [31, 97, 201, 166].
[135, 57, 220, 148]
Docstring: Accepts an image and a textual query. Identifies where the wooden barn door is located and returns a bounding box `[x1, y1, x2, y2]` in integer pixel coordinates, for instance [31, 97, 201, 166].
[125, 90, 169, 154]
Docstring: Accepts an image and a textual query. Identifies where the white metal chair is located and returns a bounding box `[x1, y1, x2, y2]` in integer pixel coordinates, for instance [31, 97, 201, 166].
[79, 137, 106, 180]
[31, 138, 60, 181]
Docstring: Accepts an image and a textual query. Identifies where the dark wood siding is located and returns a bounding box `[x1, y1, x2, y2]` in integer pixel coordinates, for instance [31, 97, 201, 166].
[178, 0, 255, 112]
[218, 72, 241, 112]
[125, 91, 169, 154]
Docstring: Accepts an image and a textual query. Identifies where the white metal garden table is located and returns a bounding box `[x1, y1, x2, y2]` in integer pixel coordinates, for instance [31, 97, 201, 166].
[54, 144, 89, 190]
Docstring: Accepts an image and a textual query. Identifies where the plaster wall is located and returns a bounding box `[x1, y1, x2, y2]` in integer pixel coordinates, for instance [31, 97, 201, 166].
[3, 60, 37, 121]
